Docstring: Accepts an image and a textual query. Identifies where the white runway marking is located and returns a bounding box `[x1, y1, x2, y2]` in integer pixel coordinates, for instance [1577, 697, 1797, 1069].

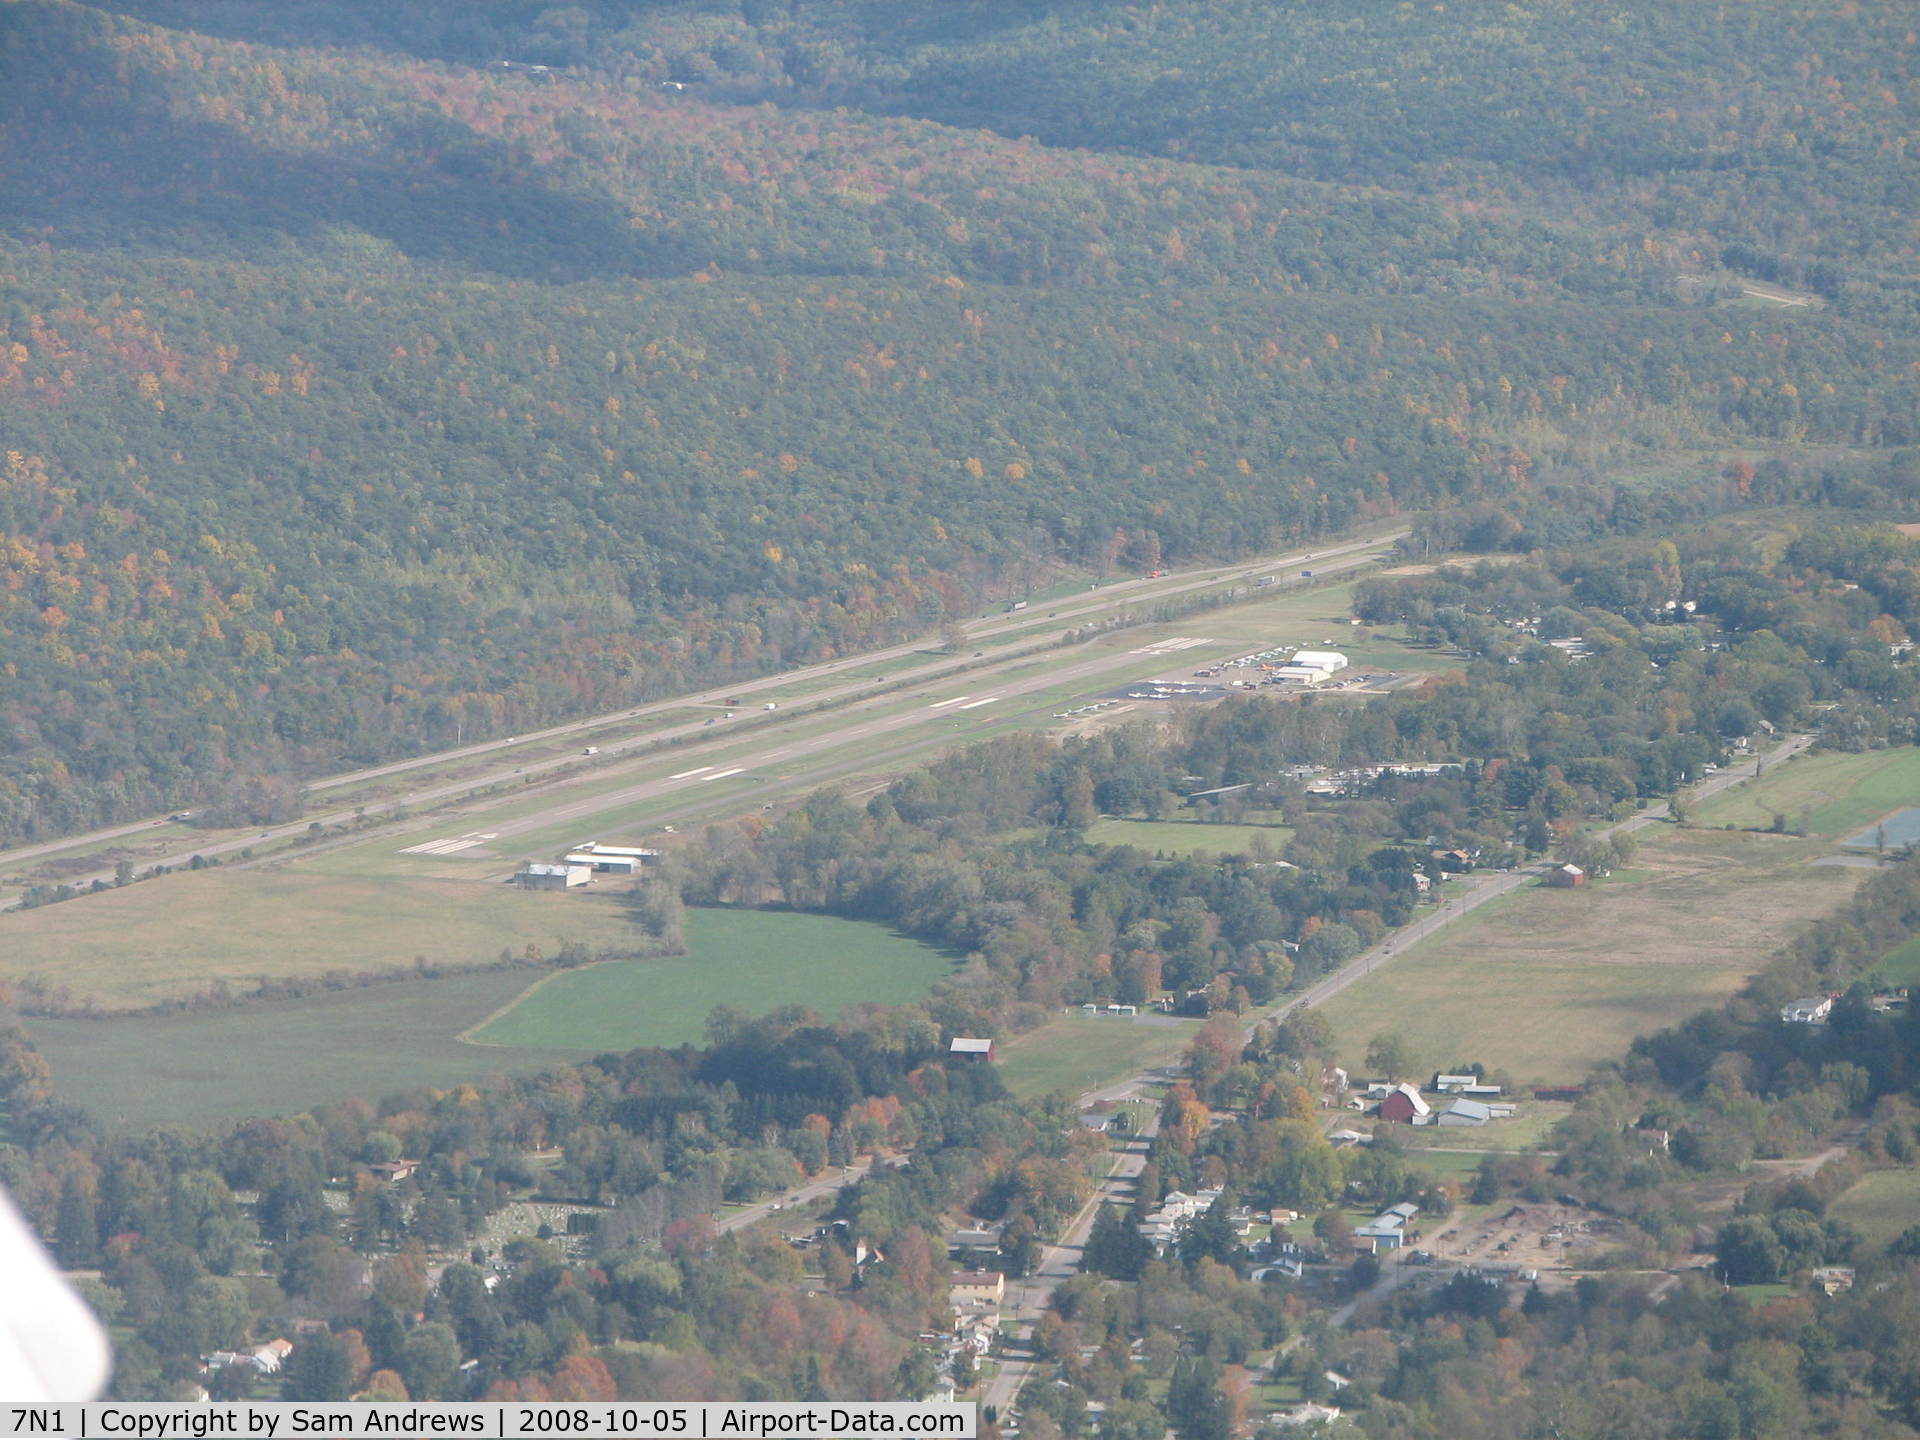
[400, 832, 491, 855]
[669, 766, 714, 779]
[1128, 636, 1214, 655]
[698, 767, 748, 782]
[928, 696, 972, 709]
[956, 697, 1000, 710]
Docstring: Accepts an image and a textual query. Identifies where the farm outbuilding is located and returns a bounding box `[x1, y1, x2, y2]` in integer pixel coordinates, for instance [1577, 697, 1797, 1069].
[1437, 1098, 1494, 1127]
[1378, 1083, 1430, 1124]
[1547, 863, 1586, 888]
[516, 862, 589, 890]
[950, 1037, 995, 1061]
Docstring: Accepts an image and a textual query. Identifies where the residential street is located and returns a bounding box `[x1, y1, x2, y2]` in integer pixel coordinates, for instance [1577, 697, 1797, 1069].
[983, 1121, 1161, 1418]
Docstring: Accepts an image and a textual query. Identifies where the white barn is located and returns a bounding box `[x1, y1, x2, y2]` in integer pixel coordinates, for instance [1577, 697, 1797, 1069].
[517, 863, 589, 890]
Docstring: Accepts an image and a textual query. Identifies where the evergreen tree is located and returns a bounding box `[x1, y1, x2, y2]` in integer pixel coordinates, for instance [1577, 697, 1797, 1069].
[1082, 1204, 1151, 1280]
[56, 1175, 100, 1268]
[1166, 1357, 1231, 1440]
[282, 1334, 355, 1402]
[1179, 1194, 1240, 1268]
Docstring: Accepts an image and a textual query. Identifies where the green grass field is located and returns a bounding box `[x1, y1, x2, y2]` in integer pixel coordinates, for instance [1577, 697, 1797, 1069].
[1878, 934, 1920, 989]
[1694, 747, 1920, 836]
[470, 908, 956, 1050]
[0, 871, 648, 1011]
[28, 908, 957, 1130]
[1406, 1149, 1499, 1181]
[1830, 1167, 1920, 1246]
[1399, 1105, 1570, 1152]
[1081, 816, 1294, 858]
[995, 1014, 1201, 1100]
[1873, 936, 1920, 987]
[27, 969, 582, 1131]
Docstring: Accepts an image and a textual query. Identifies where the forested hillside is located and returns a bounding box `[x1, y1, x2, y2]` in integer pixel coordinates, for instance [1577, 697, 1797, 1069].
[2, 0, 1917, 841]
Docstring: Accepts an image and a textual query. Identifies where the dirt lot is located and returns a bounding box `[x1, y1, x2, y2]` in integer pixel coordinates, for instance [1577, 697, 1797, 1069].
[1418, 1202, 1624, 1272]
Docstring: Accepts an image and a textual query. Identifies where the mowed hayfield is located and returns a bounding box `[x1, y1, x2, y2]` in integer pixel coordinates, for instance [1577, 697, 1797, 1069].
[1830, 1167, 1920, 1246]
[29, 908, 958, 1131]
[469, 908, 957, 1051]
[1693, 746, 1920, 836]
[26, 968, 582, 1132]
[994, 1014, 1201, 1101]
[1315, 827, 1865, 1084]
[0, 871, 648, 1011]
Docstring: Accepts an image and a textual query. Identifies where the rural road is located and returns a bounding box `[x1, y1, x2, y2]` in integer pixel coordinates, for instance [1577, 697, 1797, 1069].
[716, 731, 1820, 1419]
[716, 1157, 897, 1235]
[0, 533, 1397, 906]
[1259, 729, 1817, 1034]
[983, 1120, 1161, 1419]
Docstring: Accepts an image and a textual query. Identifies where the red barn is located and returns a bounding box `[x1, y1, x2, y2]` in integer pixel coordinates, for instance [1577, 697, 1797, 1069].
[1378, 1083, 1430, 1124]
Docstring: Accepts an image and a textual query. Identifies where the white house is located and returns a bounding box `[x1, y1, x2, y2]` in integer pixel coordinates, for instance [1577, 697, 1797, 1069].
[1271, 1404, 1342, 1428]
[1781, 996, 1833, 1024]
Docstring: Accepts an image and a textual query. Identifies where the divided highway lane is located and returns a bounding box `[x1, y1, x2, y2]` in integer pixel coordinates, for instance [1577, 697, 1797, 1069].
[0, 537, 1396, 904]
[298, 530, 1397, 797]
[404, 546, 1391, 853]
